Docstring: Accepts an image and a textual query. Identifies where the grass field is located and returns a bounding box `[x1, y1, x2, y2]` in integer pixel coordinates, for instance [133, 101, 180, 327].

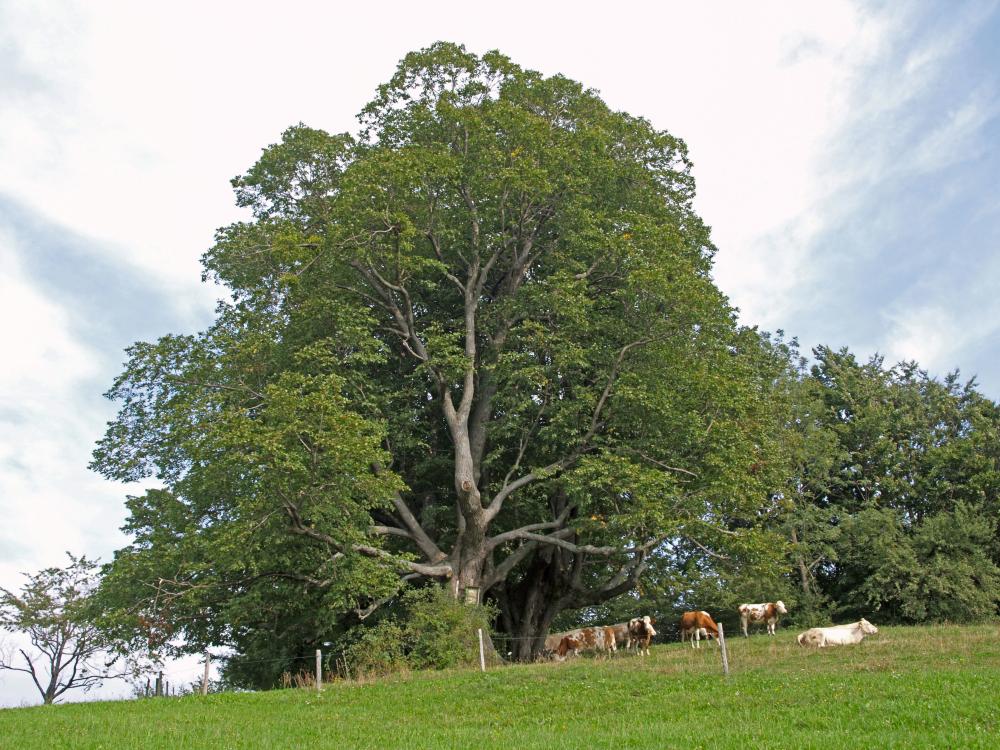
[2, 624, 998, 749]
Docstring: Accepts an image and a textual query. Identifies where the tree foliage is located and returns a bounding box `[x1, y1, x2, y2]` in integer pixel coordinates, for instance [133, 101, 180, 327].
[776, 347, 1000, 623]
[92, 42, 783, 667]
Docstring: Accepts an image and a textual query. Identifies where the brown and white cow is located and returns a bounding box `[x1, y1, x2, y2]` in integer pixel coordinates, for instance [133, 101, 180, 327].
[738, 601, 788, 637]
[550, 626, 618, 659]
[628, 616, 657, 656]
[548, 616, 656, 656]
[797, 618, 878, 648]
[678, 611, 719, 649]
[555, 635, 583, 659]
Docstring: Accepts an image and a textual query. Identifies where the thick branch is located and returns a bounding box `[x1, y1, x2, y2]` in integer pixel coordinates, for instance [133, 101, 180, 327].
[685, 537, 732, 561]
[484, 338, 652, 522]
[629, 450, 699, 478]
[492, 530, 617, 556]
[282, 498, 448, 577]
[485, 508, 571, 551]
[584, 337, 653, 443]
[369, 525, 413, 539]
[371, 464, 447, 563]
[354, 545, 453, 578]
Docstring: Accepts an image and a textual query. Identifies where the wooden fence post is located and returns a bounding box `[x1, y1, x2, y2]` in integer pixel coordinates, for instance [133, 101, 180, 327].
[477, 628, 486, 672]
[718, 622, 730, 677]
[202, 652, 211, 696]
[155, 671, 163, 697]
[315, 649, 322, 691]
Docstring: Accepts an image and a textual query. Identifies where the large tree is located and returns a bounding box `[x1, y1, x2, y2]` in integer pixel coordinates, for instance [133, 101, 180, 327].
[93, 43, 780, 661]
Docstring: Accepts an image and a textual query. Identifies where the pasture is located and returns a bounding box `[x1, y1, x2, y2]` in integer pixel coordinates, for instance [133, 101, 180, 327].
[1, 624, 998, 749]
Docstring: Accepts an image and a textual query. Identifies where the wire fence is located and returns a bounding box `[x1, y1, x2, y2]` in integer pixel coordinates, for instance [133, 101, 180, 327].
[133, 622, 733, 699]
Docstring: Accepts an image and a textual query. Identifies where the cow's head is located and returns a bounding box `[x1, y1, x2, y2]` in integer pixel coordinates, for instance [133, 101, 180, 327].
[775, 601, 788, 614]
[859, 618, 878, 635]
[630, 615, 656, 639]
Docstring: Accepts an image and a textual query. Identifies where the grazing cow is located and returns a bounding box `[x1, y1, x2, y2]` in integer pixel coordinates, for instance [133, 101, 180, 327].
[797, 619, 878, 648]
[548, 616, 656, 656]
[628, 616, 657, 656]
[548, 625, 617, 659]
[738, 601, 788, 637]
[555, 635, 583, 659]
[678, 611, 719, 649]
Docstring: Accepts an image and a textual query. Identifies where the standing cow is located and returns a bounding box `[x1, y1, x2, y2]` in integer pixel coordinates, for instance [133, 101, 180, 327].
[628, 616, 657, 656]
[797, 619, 878, 648]
[738, 601, 788, 637]
[678, 611, 719, 649]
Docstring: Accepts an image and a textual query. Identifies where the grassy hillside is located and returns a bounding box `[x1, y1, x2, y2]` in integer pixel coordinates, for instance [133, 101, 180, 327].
[2, 624, 998, 749]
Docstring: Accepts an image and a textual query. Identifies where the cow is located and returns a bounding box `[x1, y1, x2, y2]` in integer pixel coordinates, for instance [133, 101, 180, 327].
[738, 601, 788, 637]
[609, 621, 634, 651]
[628, 616, 657, 656]
[548, 625, 618, 659]
[678, 611, 719, 649]
[548, 616, 656, 656]
[555, 635, 583, 660]
[797, 619, 878, 648]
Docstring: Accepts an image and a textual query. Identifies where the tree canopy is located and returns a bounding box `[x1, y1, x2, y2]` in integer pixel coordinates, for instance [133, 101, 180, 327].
[777, 348, 1000, 623]
[92, 42, 784, 668]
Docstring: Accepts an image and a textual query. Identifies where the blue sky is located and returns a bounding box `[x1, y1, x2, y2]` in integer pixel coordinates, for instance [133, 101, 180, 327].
[1, 0, 998, 704]
[777, 1, 1000, 387]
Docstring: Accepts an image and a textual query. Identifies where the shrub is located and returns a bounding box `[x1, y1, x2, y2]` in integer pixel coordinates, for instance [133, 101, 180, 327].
[401, 587, 494, 671]
[341, 585, 496, 678]
[342, 620, 407, 678]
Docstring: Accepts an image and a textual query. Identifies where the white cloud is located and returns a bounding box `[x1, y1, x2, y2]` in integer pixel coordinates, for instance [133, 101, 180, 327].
[879, 246, 1000, 376]
[881, 304, 963, 369]
[1, 1, 891, 328]
[908, 89, 999, 174]
[0, 234, 98, 396]
[0, 235, 130, 574]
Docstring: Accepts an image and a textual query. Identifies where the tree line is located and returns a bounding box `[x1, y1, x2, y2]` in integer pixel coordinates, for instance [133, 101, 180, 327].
[4, 42, 998, 696]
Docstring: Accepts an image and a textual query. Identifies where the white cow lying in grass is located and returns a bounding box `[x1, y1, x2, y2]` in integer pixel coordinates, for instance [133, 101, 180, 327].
[797, 618, 879, 648]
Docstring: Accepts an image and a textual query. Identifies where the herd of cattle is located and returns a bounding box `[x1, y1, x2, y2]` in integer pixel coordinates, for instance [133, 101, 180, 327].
[545, 600, 880, 659]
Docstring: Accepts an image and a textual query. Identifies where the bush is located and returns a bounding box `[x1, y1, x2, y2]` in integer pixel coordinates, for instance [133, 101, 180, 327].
[342, 585, 495, 678]
[401, 587, 494, 670]
[342, 620, 407, 678]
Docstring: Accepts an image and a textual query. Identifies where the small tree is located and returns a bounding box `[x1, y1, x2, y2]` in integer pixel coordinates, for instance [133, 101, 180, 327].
[0, 554, 126, 704]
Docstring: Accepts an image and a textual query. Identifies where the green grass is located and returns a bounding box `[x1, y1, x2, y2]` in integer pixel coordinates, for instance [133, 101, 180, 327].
[2, 624, 999, 749]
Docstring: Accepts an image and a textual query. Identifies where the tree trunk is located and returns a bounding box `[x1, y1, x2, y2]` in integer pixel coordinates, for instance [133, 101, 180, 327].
[790, 527, 811, 595]
[492, 549, 573, 660]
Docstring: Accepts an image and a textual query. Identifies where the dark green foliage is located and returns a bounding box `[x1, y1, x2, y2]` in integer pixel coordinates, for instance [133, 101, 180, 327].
[776, 346, 1000, 624]
[88, 41, 1000, 675]
[907, 505, 1000, 621]
[402, 588, 495, 671]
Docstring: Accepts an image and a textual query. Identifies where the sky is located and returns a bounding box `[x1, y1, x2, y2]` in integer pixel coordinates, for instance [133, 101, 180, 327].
[1, 0, 998, 705]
